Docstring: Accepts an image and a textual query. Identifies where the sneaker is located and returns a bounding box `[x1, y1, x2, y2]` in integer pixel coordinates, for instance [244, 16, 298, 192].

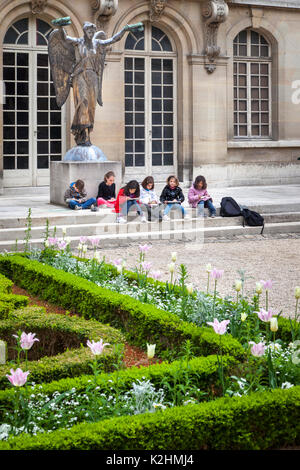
[140, 215, 147, 223]
[210, 214, 216, 218]
[184, 213, 190, 219]
[90, 204, 99, 212]
[74, 205, 82, 210]
[162, 215, 170, 221]
[117, 216, 127, 224]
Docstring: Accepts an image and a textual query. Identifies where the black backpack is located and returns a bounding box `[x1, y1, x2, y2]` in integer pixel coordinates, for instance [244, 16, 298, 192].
[241, 208, 265, 234]
[220, 197, 242, 217]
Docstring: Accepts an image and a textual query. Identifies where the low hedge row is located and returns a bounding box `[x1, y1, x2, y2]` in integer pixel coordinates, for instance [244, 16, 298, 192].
[0, 385, 299, 450]
[0, 353, 238, 418]
[0, 255, 245, 359]
[0, 306, 125, 389]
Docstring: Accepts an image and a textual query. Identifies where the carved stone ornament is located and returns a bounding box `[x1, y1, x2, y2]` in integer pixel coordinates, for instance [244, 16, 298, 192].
[202, 0, 229, 73]
[31, 0, 48, 14]
[149, 0, 167, 23]
[91, 0, 118, 31]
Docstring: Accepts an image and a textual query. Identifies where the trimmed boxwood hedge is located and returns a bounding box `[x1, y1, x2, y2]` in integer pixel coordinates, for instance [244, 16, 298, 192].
[0, 353, 238, 418]
[0, 255, 245, 359]
[0, 385, 299, 450]
[0, 306, 125, 389]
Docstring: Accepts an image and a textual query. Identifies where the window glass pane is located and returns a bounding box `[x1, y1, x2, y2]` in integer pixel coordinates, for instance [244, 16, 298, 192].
[135, 155, 145, 166]
[4, 156, 15, 169]
[125, 154, 133, 167]
[160, 36, 172, 51]
[17, 126, 29, 139]
[17, 68, 28, 81]
[164, 154, 173, 166]
[152, 39, 161, 51]
[50, 141, 61, 154]
[37, 156, 49, 169]
[4, 141, 15, 154]
[50, 127, 61, 139]
[4, 112, 15, 125]
[17, 141, 28, 154]
[17, 33, 28, 45]
[4, 127, 15, 139]
[4, 28, 18, 44]
[14, 18, 28, 33]
[37, 141, 48, 154]
[135, 39, 144, 51]
[38, 127, 48, 139]
[17, 156, 29, 169]
[18, 112, 29, 125]
[3, 52, 15, 65]
[152, 154, 162, 166]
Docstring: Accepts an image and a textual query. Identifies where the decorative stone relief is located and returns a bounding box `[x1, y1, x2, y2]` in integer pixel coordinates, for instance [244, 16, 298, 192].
[91, 0, 118, 31]
[31, 0, 48, 14]
[202, 0, 229, 73]
[149, 0, 167, 22]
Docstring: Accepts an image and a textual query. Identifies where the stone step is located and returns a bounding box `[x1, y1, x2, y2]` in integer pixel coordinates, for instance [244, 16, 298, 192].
[2, 211, 300, 242]
[1, 201, 300, 230]
[1, 220, 300, 252]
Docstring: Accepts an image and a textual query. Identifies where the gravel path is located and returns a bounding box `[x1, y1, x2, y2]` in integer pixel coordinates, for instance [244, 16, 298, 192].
[91, 236, 300, 318]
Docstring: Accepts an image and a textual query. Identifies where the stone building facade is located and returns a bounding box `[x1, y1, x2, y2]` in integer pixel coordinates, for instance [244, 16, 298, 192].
[1, 0, 300, 194]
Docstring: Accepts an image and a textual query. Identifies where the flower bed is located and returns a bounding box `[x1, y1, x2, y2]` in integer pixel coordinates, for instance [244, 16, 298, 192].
[0, 305, 124, 389]
[0, 242, 299, 449]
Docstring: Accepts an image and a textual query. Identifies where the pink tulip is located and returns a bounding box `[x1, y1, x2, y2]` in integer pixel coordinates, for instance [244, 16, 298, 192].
[151, 270, 162, 280]
[89, 237, 100, 247]
[80, 236, 88, 244]
[250, 341, 266, 357]
[257, 308, 275, 323]
[141, 261, 152, 272]
[113, 258, 123, 266]
[207, 318, 230, 335]
[260, 279, 273, 290]
[139, 244, 152, 253]
[210, 269, 224, 280]
[87, 339, 110, 356]
[19, 332, 39, 351]
[57, 240, 67, 250]
[6, 368, 29, 387]
[47, 237, 58, 247]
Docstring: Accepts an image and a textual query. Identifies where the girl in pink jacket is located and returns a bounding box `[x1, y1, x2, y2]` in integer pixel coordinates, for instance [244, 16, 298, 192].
[188, 175, 216, 217]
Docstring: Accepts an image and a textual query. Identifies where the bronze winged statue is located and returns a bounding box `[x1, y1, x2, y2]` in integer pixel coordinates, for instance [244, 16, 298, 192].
[48, 18, 143, 147]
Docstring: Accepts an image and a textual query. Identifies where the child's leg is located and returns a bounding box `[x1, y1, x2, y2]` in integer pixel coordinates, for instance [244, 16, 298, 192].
[132, 200, 143, 216]
[97, 198, 115, 208]
[197, 201, 205, 216]
[206, 200, 216, 216]
[69, 200, 81, 210]
[174, 203, 186, 216]
[163, 203, 172, 216]
[81, 198, 97, 209]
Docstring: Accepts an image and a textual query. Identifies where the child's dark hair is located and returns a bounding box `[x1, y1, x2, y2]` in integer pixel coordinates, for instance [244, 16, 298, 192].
[104, 171, 115, 182]
[167, 175, 179, 186]
[141, 176, 154, 189]
[193, 175, 207, 190]
[75, 179, 85, 191]
[123, 180, 140, 197]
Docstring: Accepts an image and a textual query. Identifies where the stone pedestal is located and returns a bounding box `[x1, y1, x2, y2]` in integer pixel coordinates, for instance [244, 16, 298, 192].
[50, 161, 122, 206]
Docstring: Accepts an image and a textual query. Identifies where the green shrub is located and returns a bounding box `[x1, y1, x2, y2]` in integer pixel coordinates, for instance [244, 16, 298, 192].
[0, 306, 125, 389]
[0, 255, 245, 359]
[0, 272, 13, 294]
[0, 385, 299, 450]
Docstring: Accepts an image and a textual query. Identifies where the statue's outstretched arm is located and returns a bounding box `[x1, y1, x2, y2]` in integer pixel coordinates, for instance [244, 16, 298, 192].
[99, 23, 144, 46]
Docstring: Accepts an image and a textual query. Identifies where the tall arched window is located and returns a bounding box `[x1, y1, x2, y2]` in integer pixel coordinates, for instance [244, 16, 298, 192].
[124, 25, 177, 180]
[2, 16, 65, 187]
[233, 29, 271, 138]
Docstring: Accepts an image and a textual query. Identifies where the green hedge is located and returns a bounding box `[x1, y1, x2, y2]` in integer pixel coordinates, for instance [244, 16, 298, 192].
[0, 272, 13, 294]
[0, 255, 245, 359]
[0, 353, 237, 419]
[0, 306, 125, 389]
[0, 385, 299, 450]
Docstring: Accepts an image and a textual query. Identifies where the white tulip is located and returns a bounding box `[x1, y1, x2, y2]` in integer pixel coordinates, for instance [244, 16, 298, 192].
[168, 262, 175, 273]
[206, 263, 212, 273]
[171, 252, 177, 262]
[186, 284, 193, 294]
[147, 343, 156, 359]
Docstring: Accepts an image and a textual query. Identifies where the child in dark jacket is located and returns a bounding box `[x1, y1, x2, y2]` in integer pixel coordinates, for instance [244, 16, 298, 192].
[160, 175, 188, 220]
[96, 171, 116, 209]
[64, 179, 96, 210]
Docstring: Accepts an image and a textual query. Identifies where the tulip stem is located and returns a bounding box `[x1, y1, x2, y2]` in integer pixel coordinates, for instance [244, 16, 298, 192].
[207, 273, 210, 294]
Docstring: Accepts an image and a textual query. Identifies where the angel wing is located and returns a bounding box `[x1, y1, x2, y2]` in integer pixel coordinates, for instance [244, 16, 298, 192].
[94, 30, 108, 107]
[48, 28, 76, 108]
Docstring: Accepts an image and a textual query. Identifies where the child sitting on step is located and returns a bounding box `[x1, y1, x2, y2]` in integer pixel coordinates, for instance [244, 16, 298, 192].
[188, 175, 216, 218]
[115, 180, 147, 224]
[64, 179, 97, 211]
[160, 175, 188, 221]
[96, 171, 116, 209]
[139, 176, 162, 222]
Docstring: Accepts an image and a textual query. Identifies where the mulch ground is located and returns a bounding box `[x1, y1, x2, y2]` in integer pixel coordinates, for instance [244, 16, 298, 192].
[12, 285, 159, 369]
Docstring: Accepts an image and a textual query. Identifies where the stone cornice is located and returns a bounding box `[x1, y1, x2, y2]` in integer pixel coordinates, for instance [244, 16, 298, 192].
[228, 0, 300, 9]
